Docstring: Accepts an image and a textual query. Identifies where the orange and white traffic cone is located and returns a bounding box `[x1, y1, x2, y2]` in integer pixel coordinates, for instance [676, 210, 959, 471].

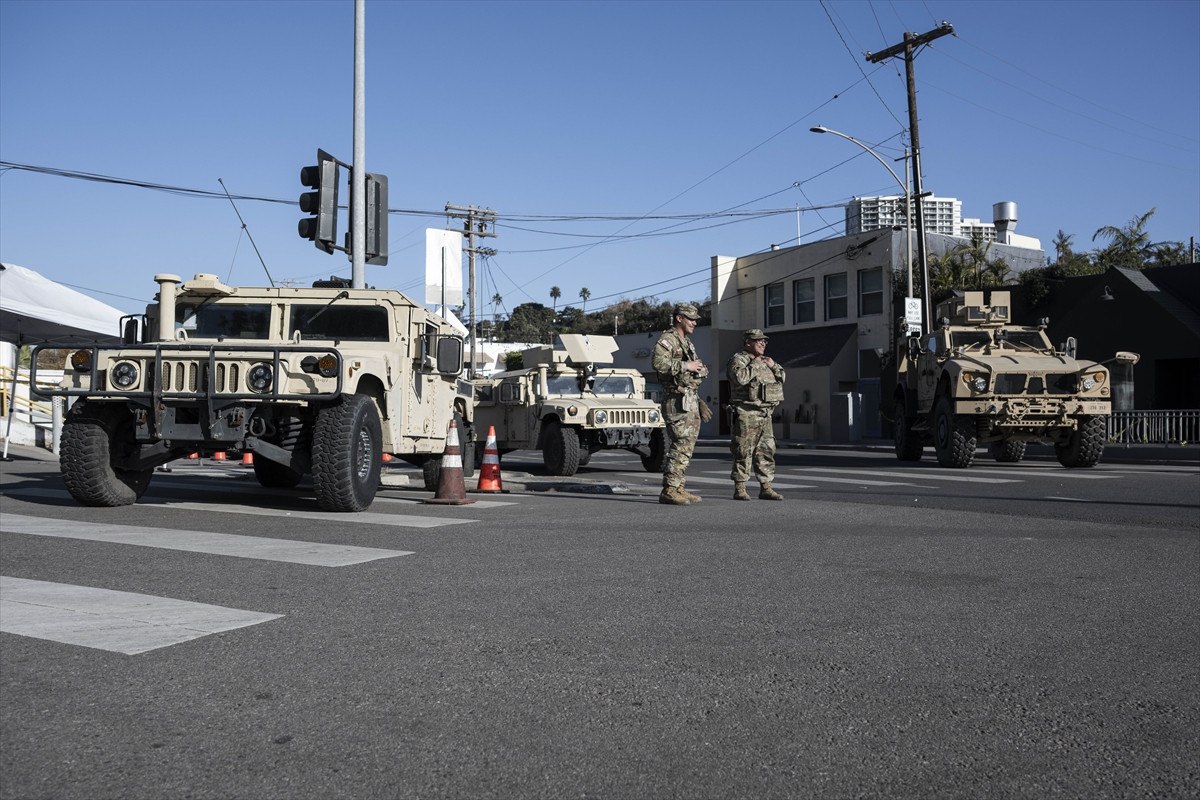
[381, 453, 393, 463]
[241, 452, 254, 466]
[423, 420, 476, 505]
[212, 451, 227, 462]
[475, 425, 506, 493]
[187, 452, 199, 460]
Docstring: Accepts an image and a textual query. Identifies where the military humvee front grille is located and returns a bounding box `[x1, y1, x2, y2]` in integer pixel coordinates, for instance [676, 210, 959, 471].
[161, 360, 242, 394]
[994, 374, 1026, 394]
[603, 409, 650, 425]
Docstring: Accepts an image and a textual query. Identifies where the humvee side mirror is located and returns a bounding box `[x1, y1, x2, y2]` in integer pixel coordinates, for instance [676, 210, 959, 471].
[1061, 336, 1077, 359]
[435, 336, 464, 375]
[121, 316, 141, 345]
[1113, 351, 1140, 366]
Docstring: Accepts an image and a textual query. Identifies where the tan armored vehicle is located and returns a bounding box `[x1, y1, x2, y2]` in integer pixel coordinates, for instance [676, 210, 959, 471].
[32, 273, 473, 511]
[892, 289, 1138, 468]
[471, 334, 666, 476]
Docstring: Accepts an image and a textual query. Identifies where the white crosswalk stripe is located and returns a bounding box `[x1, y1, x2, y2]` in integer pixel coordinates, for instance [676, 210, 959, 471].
[698, 471, 932, 488]
[787, 467, 1019, 484]
[2, 488, 477, 528]
[1, 513, 412, 566]
[1, 576, 282, 655]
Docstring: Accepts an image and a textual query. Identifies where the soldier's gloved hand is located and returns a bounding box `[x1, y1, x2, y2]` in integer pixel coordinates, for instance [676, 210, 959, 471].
[698, 399, 713, 423]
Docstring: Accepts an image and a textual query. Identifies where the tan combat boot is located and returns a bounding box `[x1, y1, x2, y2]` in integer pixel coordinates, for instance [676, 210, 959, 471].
[681, 487, 702, 503]
[733, 482, 751, 501]
[659, 486, 693, 505]
[759, 484, 784, 501]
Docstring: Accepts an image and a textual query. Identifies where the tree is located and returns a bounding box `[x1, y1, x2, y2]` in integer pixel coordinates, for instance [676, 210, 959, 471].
[927, 235, 1012, 302]
[1092, 208, 1158, 270]
[506, 302, 556, 343]
[549, 286, 561, 312]
[578, 287, 591, 312]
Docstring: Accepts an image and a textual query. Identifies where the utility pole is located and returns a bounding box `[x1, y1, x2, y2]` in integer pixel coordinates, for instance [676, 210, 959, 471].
[867, 20, 953, 334]
[444, 204, 497, 377]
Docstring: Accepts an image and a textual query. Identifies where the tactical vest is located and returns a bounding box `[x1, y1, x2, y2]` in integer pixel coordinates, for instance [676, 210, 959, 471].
[653, 329, 702, 393]
[727, 351, 784, 407]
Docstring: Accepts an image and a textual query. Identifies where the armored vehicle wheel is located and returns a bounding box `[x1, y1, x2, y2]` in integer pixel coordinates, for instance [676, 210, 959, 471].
[253, 457, 303, 489]
[893, 398, 923, 462]
[455, 413, 475, 480]
[1056, 415, 1106, 468]
[989, 440, 1026, 463]
[577, 450, 593, 467]
[641, 428, 667, 473]
[312, 394, 382, 511]
[59, 400, 152, 506]
[422, 457, 441, 491]
[933, 395, 976, 468]
[543, 421, 580, 476]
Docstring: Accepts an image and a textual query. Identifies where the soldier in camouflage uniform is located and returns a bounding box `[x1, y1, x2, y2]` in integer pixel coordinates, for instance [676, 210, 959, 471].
[652, 303, 708, 506]
[727, 329, 785, 501]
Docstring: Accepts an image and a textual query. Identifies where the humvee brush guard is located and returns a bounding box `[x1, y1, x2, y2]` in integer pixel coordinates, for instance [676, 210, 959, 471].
[33, 273, 474, 511]
[892, 290, 1138, 469]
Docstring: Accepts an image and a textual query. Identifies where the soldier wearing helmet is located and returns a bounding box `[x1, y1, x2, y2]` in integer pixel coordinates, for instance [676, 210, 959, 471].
[651, 303, 708, 505]
[726, 328, 785, 501]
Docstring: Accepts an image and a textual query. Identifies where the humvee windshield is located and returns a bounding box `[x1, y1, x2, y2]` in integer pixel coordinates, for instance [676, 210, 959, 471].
[181, 303, 271, 339]
[546, 375, 583, 396]
[951, 331, 992, 349]
[290, 304, 389, 341]
[592, 375, 635, 396]
[999, 330, 1051, 350]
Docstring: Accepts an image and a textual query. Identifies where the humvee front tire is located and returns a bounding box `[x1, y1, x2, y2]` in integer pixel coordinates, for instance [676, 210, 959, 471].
[893, 398, 923, 462]
[990, 440, 1026, 463]
[1056, 415, 1105, 469]
[59, 400, 153, 506]
[641, 428, 667, 473]
[933, 395, 976, 468]
[543, 421, 580, 476]
[312, 394, 382, 511]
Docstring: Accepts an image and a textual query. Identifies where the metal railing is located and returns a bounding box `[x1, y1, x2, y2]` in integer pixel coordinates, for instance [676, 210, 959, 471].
[1107, 410, 1200, 445]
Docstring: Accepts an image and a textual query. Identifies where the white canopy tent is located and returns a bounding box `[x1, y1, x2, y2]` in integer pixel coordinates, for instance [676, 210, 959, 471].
[0, 263, 128, 458]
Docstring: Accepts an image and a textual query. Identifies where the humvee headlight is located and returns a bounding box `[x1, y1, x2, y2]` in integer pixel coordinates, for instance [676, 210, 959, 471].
[247, 363, 273, 393]
[300, 353, 339, 378]
[567, 405, 579, 417]
[648, 409, 660, 423]
[1081, 376, 1096, 391]
[962, 372, 988, 392]
[594, 410, 608, 424]
[110, 361, 139, 389]
[70, 350, 93, 372]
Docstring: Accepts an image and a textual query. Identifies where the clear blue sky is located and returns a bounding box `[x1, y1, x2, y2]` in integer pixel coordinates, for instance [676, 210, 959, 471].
[2, 0, 1197, 319]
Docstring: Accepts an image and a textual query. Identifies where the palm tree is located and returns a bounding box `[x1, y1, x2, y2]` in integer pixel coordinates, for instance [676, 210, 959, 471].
[550, 286, 561, 312]
[578, 287, 591, 313]
[1093, 208, 1157, 270]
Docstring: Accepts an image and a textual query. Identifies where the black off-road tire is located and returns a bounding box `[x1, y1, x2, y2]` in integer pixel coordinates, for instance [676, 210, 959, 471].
[542, 421, 581, 476]
[59, 400, 152, 506]
[990, 440, 1027, 463]
[253, 457, 303, 489]
[641, 428, 668, 473]
[893, 398, 923, 462]
[312, 394, 382, 512]
[456, 414, 475, 480]
[933, 395, 976, 468]
[422, 457, 441, 491]
[1055, 415, 1106, 468]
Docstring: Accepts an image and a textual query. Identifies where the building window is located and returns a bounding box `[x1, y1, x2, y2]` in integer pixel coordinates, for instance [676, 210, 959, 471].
[825, 273, 847, 320]
[858, 267, 883, 316]
[765, 282, 784, 327]
[794, 278, 815, 323]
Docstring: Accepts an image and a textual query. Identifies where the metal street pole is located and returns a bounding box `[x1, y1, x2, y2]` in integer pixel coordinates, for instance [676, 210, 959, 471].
[351, 0, 366, 288]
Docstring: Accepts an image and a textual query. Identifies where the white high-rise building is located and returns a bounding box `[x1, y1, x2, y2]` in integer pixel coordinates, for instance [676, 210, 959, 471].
[845, 195, 963, 236]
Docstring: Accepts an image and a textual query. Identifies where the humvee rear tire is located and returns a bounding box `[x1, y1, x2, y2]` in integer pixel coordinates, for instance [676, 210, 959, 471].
[59, 400, 152, 507]
[990, 440, 1026, 463]
[641, 428, 667, 473]
[543, 421, 580, 476]
[421, 457, 441, 491]
[253, 457, 303, 489]
[312, 394, 382, 512]
[893, 398, 923, 462]
[933, 395, 976, 468]
[1055, 415, 1106, 468]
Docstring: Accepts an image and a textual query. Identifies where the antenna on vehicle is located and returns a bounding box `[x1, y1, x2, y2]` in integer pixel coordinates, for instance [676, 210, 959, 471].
[218, 178, 276, 287]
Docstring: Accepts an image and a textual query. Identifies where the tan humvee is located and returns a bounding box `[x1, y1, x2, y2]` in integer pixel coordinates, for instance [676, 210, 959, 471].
[893, 289, 1138, 468]
[471, 334, 666, 476]
[32, 273, 473, 511]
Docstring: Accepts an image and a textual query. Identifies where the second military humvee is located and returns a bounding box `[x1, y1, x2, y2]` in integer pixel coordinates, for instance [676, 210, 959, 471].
[892, 289, 1138, 469]
[33, 273, 474, 512]
[471, 334, 666, 476]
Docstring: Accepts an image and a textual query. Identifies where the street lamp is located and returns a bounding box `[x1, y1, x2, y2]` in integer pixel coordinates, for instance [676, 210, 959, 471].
[810, 125, 929, 335]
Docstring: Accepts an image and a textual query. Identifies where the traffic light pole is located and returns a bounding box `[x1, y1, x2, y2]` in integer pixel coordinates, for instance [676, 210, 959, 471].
[350, 0, 366, 289]
[867, 21, 953, 334]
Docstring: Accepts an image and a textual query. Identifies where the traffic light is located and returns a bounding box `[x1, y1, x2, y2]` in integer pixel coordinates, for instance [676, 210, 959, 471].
[298, 149, 339, 254]
[364, 172, 388, 265]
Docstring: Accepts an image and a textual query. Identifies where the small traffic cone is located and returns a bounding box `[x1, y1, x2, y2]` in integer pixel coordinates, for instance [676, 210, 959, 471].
[187, 452, 199, 460]
[212, 451, 227, 462]
[381, 453, 393, 463]
[241, 452, 254, 466]
[475, 425, 506, 493]
[423, 420, 476, 505]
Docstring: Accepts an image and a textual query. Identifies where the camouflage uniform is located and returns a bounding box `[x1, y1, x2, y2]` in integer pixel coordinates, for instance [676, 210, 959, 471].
[727, 330, 785, 490]
[653, 313, 705, 492]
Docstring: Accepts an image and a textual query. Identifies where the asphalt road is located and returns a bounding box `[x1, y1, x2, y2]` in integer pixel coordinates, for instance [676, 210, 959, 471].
[1, 442, 1197, 799]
